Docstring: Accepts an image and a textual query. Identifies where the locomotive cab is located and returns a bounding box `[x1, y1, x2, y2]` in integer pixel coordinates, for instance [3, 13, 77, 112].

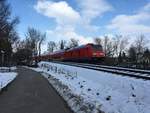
[90, 44, 105, 60]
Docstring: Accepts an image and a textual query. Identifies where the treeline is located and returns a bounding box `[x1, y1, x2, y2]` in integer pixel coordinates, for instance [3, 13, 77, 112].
[0, 0, 19, 66]
[94, 35, 150, 69]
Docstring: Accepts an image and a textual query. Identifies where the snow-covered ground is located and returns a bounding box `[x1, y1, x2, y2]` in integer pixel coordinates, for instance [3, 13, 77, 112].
[0, 67, 17, 90]
[30, 61, 150, 113]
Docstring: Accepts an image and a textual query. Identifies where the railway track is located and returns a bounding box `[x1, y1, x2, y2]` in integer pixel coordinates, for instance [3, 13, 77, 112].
[52, 61, 150, 80]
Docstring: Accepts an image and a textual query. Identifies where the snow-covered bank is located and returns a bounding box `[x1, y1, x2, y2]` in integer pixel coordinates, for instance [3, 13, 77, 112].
[31, 61, 150, 113]
[0, 66, 17, 72]
[0, 72, 17, 90]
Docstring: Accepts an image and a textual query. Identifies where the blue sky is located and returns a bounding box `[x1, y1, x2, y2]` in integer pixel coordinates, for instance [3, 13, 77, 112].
[8, 0, 150, 45]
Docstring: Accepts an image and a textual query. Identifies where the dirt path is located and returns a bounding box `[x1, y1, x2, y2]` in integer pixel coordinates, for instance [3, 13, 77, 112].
[0, 67, 73, 113]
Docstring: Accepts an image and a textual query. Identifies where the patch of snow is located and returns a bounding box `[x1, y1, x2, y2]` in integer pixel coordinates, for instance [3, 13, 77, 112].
[30, 61, 150, 113]
[0, 72, 17, 90]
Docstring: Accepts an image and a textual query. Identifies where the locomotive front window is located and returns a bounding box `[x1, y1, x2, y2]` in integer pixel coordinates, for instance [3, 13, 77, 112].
[92, 45, 103, 51]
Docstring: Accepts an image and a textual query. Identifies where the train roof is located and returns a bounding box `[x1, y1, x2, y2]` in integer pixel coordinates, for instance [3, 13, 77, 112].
[67, 43, 95, 51]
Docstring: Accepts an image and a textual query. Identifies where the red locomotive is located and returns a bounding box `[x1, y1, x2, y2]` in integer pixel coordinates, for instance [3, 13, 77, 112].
[33, 43, 105, 62]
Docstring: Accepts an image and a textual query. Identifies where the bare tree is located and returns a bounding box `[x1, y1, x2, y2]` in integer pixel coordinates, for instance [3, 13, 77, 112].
[47, 41, 56, 53]
[134, 35, 147, 54]
[13, 39, 26, 52]
[25, 27, 46, 56]
[25, 27, 40, 55]
[59, 40, 66, 50]
[129, 35, 148, 65]
[94, 37, 102, 45]
[68, 38, 79, 48]
[102, 36, 114, 57]
[38, 33, 46, 56]
[119, 37, 128, 53]
[112, 35, 120, 57]
[113, 35, 128, 57]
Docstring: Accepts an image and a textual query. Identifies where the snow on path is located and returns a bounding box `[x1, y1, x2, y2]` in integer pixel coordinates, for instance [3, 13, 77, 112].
[31, 61, 150, 113]
[0, 72, 17, 90]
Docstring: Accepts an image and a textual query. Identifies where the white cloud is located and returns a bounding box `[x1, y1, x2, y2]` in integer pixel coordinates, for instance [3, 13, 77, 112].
[46, 26, 93, 44]
[78, 0, 112, 31]
[107, 2, 150, 35]
[141, 2, 150, 12]
[79, 0, 112, 22]
[34, 0, 80, 27]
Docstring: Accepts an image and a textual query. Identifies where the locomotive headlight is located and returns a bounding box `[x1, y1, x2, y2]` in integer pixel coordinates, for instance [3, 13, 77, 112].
[93, 53, 97, 56]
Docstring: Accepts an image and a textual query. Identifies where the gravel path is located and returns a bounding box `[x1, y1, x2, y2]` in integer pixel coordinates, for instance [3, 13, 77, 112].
[0, 67, 73, 113]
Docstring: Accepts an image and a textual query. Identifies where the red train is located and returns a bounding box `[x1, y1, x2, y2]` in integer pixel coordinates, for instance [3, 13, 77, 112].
[33, 43, 105, 63]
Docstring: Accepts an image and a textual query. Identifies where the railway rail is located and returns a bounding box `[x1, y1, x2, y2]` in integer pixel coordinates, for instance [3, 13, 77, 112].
[51, 61, 150, 80]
